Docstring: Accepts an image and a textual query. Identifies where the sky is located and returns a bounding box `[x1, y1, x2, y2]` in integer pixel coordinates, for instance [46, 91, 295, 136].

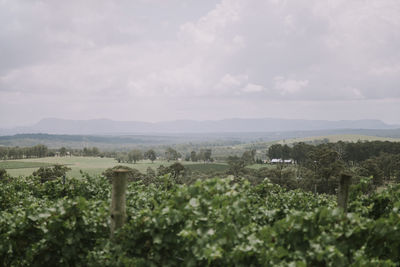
[0, 0, 400, 127]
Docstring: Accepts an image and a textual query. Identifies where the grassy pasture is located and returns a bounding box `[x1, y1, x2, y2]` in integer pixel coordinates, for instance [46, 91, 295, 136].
[2, 156, 227, 178]
[2, 157, 171, 178]
[246, 163, 281, 170]
[0, 161, 53, 169]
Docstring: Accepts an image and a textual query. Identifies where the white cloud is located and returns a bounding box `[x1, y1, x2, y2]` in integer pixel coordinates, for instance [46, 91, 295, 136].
[274, 76, 309, 95]
[179, 0, 242, 45]
[214, 73, 246, 94]
[241, 83, 264, 93]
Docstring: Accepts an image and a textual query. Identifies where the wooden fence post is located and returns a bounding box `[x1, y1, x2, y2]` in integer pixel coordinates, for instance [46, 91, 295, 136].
[338, 173, 352, 212]
[110, 168, 129, 238]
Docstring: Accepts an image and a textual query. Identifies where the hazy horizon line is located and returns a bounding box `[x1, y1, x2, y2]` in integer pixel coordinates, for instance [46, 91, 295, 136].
[3, 116, 398, 129]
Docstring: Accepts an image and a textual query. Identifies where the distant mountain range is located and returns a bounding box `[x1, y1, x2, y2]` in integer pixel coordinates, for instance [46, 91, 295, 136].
[2, 128, 400, 149]
[0, 118, 399, 136]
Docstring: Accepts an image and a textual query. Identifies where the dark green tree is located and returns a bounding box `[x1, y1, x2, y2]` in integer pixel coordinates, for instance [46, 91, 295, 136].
[359, 159, 384, 186]
[241, 149, 256, 165]
[128, 149, 143, 164]
[376, 153, 396, 181]
[291, 142, 313, 165]
[33, 165, 71, 183]
[227, 156, 246, 177]
[190, 151, 197, 162]
[0, 168, 8, 181]
[268, 144, 283, 159]
[307, 147, 345, 194]
[168, 162, 185, 179]
[165, 147, 180, 162]
[59, 147, 67, 157]
[144, 149, 157, 163]
[198, 149, 212, 163]
[281, 145, 291, 160]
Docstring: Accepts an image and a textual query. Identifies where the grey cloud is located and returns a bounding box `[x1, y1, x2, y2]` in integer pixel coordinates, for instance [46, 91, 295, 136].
[0, 0, 399, 127]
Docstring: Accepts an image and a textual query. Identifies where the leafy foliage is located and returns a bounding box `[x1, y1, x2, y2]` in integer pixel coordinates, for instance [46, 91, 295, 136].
[32, 164, 71, 183]
[0, 168, 8, 181]
[1, 172, 400, 266]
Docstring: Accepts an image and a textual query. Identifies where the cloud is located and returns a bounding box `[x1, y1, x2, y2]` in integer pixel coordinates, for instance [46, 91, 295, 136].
[179, 0, 242, 46]
[274, 76, 309, 96]
[0, 0, 399, 126]
[241, 83, 264, 93]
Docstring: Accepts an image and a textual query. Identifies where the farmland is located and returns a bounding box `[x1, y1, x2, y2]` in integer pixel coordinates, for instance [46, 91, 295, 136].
[0, 161, 52, 170]
[0, 156, 228, 178]
[1, 139, 400, 265]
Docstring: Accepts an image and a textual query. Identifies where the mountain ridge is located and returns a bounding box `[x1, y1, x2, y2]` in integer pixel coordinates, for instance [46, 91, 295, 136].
[0, 117, 398, 136]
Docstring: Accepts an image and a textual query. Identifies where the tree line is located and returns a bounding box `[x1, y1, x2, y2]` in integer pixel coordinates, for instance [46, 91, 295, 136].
[0, 145, 112, 160]
[267, 140, 400, 164]
[0, 145, 49, 159]
[218, 141, 400, 194]
[114, 147, 213, 164]
[0, 144, 216, 164]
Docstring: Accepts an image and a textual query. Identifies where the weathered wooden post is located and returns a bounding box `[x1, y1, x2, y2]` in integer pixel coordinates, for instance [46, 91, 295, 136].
[338, 173, 352, 212]
[110, 168, 129, 238]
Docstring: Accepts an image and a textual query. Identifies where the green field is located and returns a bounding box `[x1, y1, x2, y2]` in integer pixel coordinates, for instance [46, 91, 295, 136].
[0, 161, 53, 169]
[2, 157, 170, 178]
[2, 157, 227, 178]
[246, 163, 281, 170]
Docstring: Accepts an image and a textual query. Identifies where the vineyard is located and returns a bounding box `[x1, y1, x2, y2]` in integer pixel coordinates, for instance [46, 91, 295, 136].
[1, 171, 400, 266]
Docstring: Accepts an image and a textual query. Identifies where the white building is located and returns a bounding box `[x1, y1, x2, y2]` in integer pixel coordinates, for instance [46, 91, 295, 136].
[270, 159, 294, 164]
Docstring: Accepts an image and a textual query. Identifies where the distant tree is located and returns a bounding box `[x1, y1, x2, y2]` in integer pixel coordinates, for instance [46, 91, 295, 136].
[190, 151, 197, 162]
[198, 149, 212, 162]
[376, 153, 397, 180]
[0, 148, 7, 160]
[115, 153, 128, 163]
[281, 145, 291, 160]
[255, 158, 263, 164]
[184, 154, 191, 161]
[59, 147, 67, 157]
[227, 156, 246, 177]
[307, 147, 345, 193]
[32, 144, 48, 158]
[333, 141, 346, 160]
[128, 149, 143, 164]
[359, 159, 384, 186]
[393, 155, 400, 182]
[291, 142, 313, 165]
[257, 166, 297, 189]
[267, 144, 283, 159]
[92, 147, 100, 156]
[165, 147, 180, 162]
[343, 141, 368, 164]
[83, 147, 100, 157]
[241, 149, 256, 165]
[144, 149, 157, 163]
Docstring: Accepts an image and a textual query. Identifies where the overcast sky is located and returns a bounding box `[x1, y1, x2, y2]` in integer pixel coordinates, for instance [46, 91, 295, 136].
[1, 0, 399, 127]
